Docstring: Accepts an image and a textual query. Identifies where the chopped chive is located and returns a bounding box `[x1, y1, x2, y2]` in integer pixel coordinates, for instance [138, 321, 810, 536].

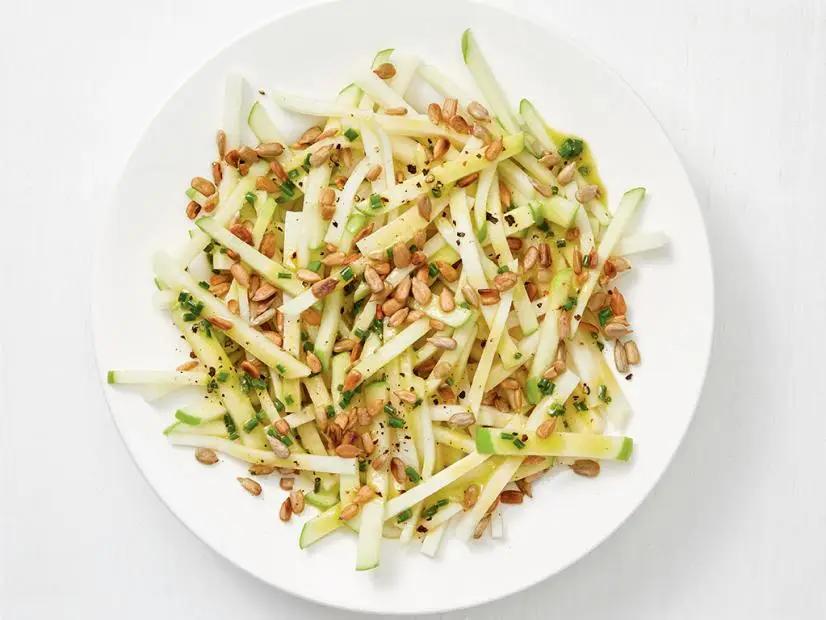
[436, 498, 449, 507]
[578, 165, 590, 176]
[422, 505, 438, 518]
[280, 434, 293, 446]
[556, 239, 566, 248]
[223, 414, 238, 440]
[431, 186, 442, 198]
[341, 266, 354, 281]
[405, 466, 421, 483]
[551, 185, 559, 195]
[245, 191, 257, 203]
[359, 460, 367, 472]
[216, 371, 229, 382]
[412, 398, 423, 408]
[388, 417, 405, 428]
[183, 312, 197, 321]
[512, 438, 526, 449]
[343, 127, 359, 141]
[178, 292, 189, 303]
[396, 509, 413, 523]
[598, 384, 612, 403]
[243, 417, 259, 433]
[537, 220, 550, 233]
[550, 403, 566, 417]
[278, 272, 292, 279]
[460, 301, 471, 309]
[314, 477, 321, 493]
[514, 352, 522, 359]
[198, 281, 210, 290]
[598, 307, 614, 327]
[500, 432, 516, 440]
[574, 401, 588, 412]
[300, 331, 309, 341]
[255, 410, 267, 422]
[275, 364, 287, 375]
[274, 398, 285, 413]
[428, 263, 438, 277]
[558, 138, 584, 159]
[308, 260, 322, 272]
[354, 328, 366, 339]
[561, 296, 577, 311]
[303, 341, 314, 352]
[325, 405, 335, 419]
[497, 265, 510, 274]
[369, 193, 382, 209]
[537, 378, 555, 396]
[384, 403, 397, 416]
[285, 395, 294, 405]
[288, 168, 301, 181]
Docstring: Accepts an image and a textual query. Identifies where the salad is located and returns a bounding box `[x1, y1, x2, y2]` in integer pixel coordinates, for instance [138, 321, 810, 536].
[107, 29, 667, 570]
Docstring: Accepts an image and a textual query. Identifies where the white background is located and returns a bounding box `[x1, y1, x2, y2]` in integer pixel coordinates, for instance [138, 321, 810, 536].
[1, 0, 824, 618]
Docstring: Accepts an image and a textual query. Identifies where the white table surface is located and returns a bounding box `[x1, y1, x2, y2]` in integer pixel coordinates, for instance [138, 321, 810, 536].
[2, 0, 825, 618]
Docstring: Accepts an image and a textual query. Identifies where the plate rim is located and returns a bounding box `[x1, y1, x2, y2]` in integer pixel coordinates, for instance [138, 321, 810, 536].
[90, 0, 715, 614]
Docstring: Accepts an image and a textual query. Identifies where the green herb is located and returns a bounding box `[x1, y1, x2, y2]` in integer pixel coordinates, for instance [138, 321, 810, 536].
[243, 417, 259, 433]
[514, 352, 522, 359]
[303, 342, 314, 352]
[428, 263, 438, 278]
[558, 138, 584, 159]
[388, 417, 405, 428]
[354, 328, 366, 340]
[285, 395, 294, 406]
[537, 220, 550, 233]
[598, 384, 612, 403]
[198, 319, 212, 338]
[412, 398, 423, 408]
[288, 168, 301, 181]
[278, 272, 292, 280]
[341, 266, 354, 281]
[405, 466, 421, 483]
[445, 377, 455, 386]
[396, 509, 413, 523]
[500, 432, 516, 440]
[561, 296, 577, 311]
[556, 239, 567, 248]
[598, 307, 614, 327]
[275, 364, 287, 375]
[302, 153, 311, 171]
[497, 265, 510, 274]
[384, 403, 397, 416]
[550, 403, 566, 417]
[574, 401, 588, 412]
[578, 165, 590, 176]
[369, 193, 382, 209]
[183, 312, 197, 321]
[313, 477, 321, 493]
[255, 410, 267, 422]
[274, 397, 285, 413]
[308, 260, 322, 272]
[325, 405, 335, 419]
[223, 414, 238, 440]
[280, 180, 296, 199]
[359, 460, 367, 472]
[422, 505, 439, 518]
[300, 331, 309, 341]
[216, 371, 229, 382]
[339, 390, 354, 409]
[431, 186, 442, 198]
[551, 185, 559, 195]
[245, 191, 257, 203]
[537, 378, 556, 396]
[206, 378, 218, 393]
[343, 128, 359, 141]
[198, 281, 210, 290]
[512, 438, 526, 449]
[460, 301, 471, 309]
[178, 291, 190, 303]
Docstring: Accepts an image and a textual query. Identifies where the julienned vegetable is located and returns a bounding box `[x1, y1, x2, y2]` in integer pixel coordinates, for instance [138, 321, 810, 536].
[107, 29, 664, 570]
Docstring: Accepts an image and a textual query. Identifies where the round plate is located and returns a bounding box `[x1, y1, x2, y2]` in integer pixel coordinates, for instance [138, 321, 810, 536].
[93, 0, 713, 614]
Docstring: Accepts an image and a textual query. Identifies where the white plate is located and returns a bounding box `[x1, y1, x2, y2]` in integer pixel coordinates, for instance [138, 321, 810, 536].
[93, 0, 713, 614]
